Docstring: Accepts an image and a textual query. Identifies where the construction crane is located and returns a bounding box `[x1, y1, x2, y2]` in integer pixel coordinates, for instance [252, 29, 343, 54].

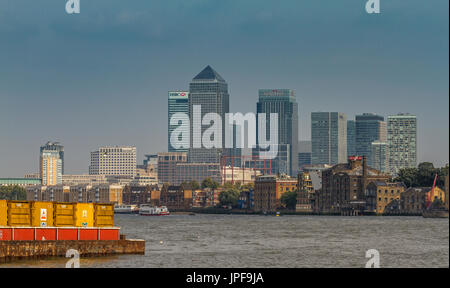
[426, 174, 438, 209]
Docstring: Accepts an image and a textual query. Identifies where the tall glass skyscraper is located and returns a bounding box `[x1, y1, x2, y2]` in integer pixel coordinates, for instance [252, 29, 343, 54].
[355, 113, 386, 166]
[188, 66, 229, 163]
[371, 141, 389, 173]
[256, 89, 298, 176]
[347, 120, 356, 157]
[168, 91, 189, 152]
[311, 112, 347, 165]
[298, 141, 312, 171]
[387, 113, 417, 175]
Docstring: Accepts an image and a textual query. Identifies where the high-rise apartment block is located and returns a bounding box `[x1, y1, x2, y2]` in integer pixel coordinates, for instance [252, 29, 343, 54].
[40, 141, 64, 186]
[89, 146, 137, 177]
[387, 114, 417, 175]
[311, 112, 347, 165]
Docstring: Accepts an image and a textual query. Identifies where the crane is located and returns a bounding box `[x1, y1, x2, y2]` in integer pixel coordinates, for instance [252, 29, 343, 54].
[426, 174, 438, 209]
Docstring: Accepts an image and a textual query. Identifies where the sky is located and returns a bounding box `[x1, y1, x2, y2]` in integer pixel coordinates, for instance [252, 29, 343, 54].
[0, 0, 448, 177]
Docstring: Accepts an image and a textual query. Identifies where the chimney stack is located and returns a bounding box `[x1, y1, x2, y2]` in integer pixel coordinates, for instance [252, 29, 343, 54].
[362, 156, 368, 200]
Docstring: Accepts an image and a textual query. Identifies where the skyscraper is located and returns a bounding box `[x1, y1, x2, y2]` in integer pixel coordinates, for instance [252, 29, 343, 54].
[387, 114, 417, 175]
[298, 141, 312, 171]
[347, 120, 356, 157]
[256, 89, 299, 176]
[371, 141, 389, 173]
[40, 141, 64, 186]
[311, 112, 347, 165]
[355, 113, 386, 166]
[188, 65, 229, 164]
[168, 91, 189, 152]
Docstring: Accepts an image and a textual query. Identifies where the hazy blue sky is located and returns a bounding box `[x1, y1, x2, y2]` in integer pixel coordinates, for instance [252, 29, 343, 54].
[0, 0, 448, 176]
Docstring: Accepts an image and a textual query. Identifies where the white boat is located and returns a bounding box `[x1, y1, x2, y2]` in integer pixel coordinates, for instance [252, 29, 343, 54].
[114, 204, 139, 214]
[139, 205, 170, 216]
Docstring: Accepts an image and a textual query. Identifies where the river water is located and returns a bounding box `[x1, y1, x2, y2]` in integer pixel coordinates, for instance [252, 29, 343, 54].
[2, 214, 448, 268]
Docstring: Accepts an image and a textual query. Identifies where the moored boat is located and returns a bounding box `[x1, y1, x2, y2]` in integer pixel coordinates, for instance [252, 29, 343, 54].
[139, 205, 170, 216]
[422, 209, 449, 218]
[114, 204, 139, 214]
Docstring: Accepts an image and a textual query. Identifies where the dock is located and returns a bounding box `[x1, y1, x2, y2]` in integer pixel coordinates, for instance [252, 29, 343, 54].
[0, 238, 145, 263]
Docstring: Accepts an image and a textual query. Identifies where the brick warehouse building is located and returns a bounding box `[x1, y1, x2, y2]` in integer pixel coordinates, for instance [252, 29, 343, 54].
[253, 174, 298, 212]
[317, 156, 390, 215]
[160, 185, 193, 211]
[122, 184, 160, 206]
[365, 181, 406, 214]
[401, 186, 446, 215]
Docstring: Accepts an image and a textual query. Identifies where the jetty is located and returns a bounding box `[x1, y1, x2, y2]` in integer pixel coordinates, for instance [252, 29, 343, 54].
[0, 236, 145, 263]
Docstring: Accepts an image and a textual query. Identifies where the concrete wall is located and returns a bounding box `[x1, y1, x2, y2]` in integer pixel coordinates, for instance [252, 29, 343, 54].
[0, 239, 145, 263]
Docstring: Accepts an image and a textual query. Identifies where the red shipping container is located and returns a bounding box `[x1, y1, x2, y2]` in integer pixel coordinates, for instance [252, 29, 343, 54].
[79, 228, 98, 240]
[99, 228, 119, 240]
[0, 228, 13, 241]
[57, 228, 78, 240]
[13, 228, 34, 240]
[35, 228, 57, 241]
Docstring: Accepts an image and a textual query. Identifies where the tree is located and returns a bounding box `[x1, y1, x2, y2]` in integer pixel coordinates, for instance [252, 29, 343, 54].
[394, 168, 417, 187]
[211, 180, 220, 190]
[0, 186, 27, 200]
[416, 162, 436, 187]
[394, 163, 449, 188]
[189, 180, 200, 190]
[241, 182, 254, 191]
[280, 191, 297, 210]
[223, 182, 234, 190]
[219, 188, 240, 208]
[201, 178, 213, 189]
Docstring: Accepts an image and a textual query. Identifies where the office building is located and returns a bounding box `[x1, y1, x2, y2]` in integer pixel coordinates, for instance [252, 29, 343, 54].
[157, 152, 188, 184]
[188, 65, 229, 164]
[0, 178, 41, 187]
[311, 112, 347, 165]
[24, 173, 40, 179]
[256, 89, 299, 176]
[221, 166, 262, 184]
[371, 141, 389, 173]
[347, 120, 356, 157]
[62, 174, 108, 186]
[89, 146, 137, 177]
[387, 114, 417, 175]
[175, 163, 221, 185]
[168, 91, 190, 152]
[355, 113, 386, 166]
[298, 141, 312, 171]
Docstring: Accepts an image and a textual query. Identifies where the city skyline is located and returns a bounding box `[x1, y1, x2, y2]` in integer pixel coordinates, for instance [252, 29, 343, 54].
[0, 0, 448, 176]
